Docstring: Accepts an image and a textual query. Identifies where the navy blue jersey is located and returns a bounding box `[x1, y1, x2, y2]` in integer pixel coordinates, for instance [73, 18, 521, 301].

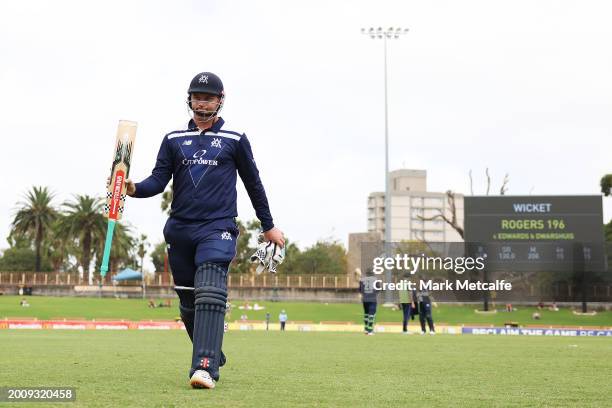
[133, 118, 274, 231]
[359, 276, 379, 303]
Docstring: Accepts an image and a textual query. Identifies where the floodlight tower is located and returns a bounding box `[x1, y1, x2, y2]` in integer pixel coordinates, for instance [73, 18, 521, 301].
[361, 27, 409, 303]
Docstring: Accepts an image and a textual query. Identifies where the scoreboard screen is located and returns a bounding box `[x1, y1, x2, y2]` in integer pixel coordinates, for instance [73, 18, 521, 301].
[464, 196, 606, 272]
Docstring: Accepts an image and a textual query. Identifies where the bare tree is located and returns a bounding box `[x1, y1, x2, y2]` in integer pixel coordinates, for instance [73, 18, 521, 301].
[419, 190, 464, 238]
[471, 168, 509, 196]
[420, 169, 511, 312]
[418, 169, 510, 238]
[500, 173, 510, 195]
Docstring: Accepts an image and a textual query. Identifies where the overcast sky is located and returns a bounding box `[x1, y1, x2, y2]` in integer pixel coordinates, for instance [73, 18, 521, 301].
[1, 0, 610, 263]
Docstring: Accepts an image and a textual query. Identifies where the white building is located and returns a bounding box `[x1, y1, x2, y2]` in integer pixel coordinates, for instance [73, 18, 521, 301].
[367, 169, 464, 242]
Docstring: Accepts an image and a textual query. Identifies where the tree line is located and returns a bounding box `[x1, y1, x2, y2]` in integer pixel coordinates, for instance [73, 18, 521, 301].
[1, 186, 144, 281]
[148, 219, 347, 275]
[1, 186, 348, 278]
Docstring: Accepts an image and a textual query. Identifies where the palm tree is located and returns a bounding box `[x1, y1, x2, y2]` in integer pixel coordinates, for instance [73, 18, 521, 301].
[135, 234, 149, 273]
[10, 186, 58, 272]
[45, 215, 70, 272]
[60, 195, 106, 283]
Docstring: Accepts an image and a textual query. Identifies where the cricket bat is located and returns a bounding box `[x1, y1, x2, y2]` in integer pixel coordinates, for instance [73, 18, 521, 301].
[100, 120, 137, 278]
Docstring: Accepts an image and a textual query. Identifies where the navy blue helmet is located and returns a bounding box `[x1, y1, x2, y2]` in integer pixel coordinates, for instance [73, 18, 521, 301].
[188, 72, 224, 97]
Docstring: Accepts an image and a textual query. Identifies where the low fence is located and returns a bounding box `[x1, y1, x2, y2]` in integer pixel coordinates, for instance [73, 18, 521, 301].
[228, 274, 354, 289]
[2, 272, 612, 302]
[0, 272, 357, 290]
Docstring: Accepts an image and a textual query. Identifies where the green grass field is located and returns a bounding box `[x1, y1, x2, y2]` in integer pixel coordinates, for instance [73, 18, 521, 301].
[1, 330, 611, 407]
[1, 295, 611, 327]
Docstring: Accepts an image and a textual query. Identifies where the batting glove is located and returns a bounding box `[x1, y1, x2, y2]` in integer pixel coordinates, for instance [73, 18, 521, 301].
[250, 241, 285, 274]
[250, 241, 274, 274]
[267, 244, 285, 274]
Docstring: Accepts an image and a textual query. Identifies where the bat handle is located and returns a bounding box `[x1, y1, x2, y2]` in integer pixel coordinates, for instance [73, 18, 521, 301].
[100, 220, 116, 278]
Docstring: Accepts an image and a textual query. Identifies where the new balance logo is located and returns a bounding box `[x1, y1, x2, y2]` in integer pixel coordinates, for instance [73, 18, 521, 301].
[182, 140, 192, 146]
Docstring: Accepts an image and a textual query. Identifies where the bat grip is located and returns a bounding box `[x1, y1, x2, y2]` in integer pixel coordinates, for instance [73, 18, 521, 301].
[100, 220, 116, 277]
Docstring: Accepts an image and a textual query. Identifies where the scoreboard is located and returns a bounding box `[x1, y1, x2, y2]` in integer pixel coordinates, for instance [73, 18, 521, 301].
[464, 196, 606, 272]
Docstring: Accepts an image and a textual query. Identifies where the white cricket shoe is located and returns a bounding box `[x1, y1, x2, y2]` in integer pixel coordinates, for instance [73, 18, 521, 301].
[430, 331, 436, 336]
[190, 370, 215, 389]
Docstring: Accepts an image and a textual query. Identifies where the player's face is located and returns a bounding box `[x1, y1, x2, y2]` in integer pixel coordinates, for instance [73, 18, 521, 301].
[191, 93, 221, 114]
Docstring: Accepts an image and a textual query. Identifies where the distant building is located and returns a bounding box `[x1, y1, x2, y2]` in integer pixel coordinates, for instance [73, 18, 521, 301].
[367, 169, 464, 242]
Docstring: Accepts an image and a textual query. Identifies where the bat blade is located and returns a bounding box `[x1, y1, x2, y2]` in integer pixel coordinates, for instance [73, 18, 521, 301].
[105, 120, 137, 221]
[101, 120, 137, 278]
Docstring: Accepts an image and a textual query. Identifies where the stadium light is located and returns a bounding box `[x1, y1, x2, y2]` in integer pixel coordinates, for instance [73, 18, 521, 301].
[361, 26, 409, 303]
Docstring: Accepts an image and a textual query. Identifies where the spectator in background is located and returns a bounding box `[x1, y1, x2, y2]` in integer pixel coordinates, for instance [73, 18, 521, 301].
[279, 310, 288, 331]
[157, 299, 172, 308]
[416, 289, 435, 335]
[359, 269, 378, 335]
[265, 312, 271, 331]
[398, 274, 415, 334]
